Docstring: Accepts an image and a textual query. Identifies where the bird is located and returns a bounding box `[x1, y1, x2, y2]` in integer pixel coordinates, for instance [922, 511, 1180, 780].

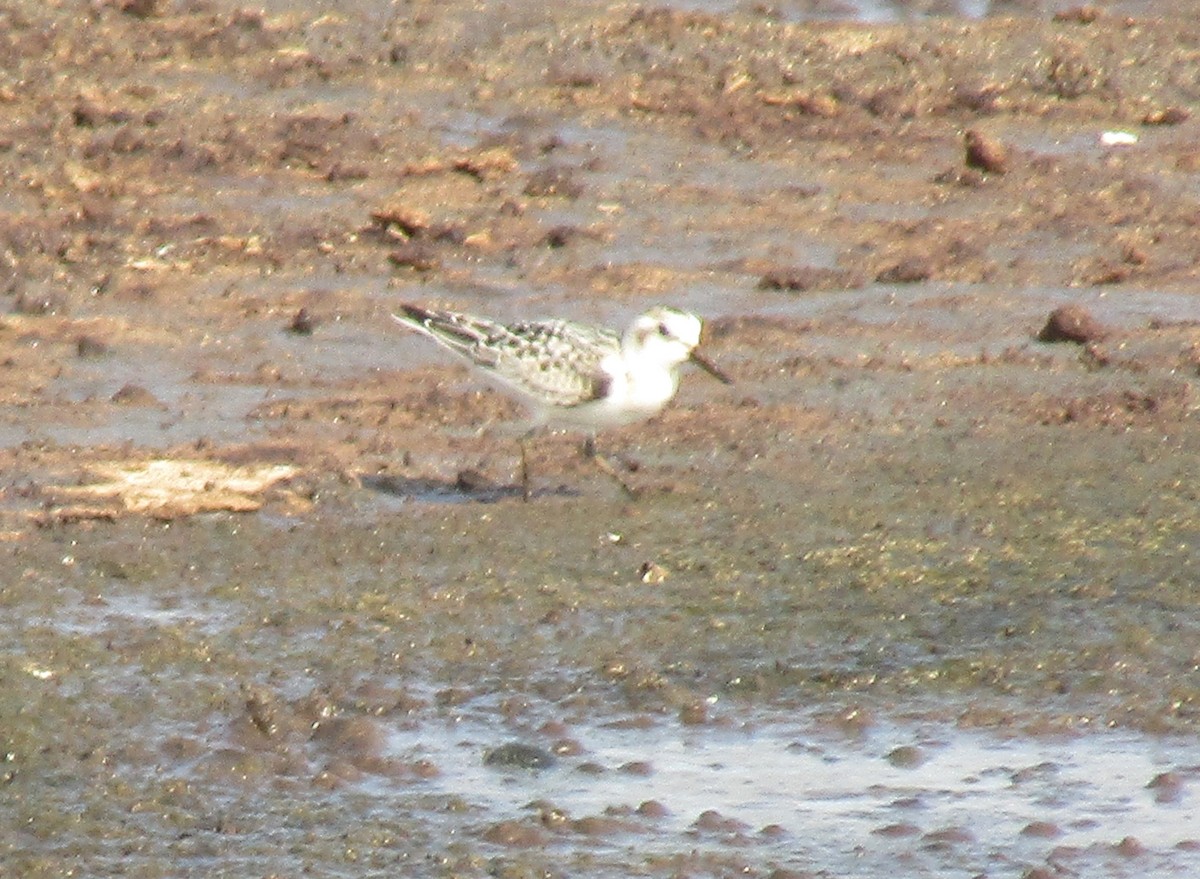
[391, 303, 732, 499]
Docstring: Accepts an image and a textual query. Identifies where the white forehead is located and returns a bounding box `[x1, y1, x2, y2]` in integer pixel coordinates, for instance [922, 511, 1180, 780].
[635, 307, 703, 346]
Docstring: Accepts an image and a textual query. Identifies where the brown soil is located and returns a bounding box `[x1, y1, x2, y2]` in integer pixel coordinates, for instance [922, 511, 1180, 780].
[3, 1, 1200, 876]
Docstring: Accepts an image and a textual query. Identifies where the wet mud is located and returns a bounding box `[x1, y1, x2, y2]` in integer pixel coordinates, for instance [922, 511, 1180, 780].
[2, 0, 1200, 876]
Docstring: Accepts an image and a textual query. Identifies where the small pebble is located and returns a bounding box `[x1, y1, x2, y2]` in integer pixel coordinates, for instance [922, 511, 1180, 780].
[886, 744, 926, 768]
[922, 825, 974, 845]
[1143, 107, 1190, 126]
[693, 809, 750, 833]
[1038, 304, 1109, 344]
[480, 819, 548, 847]
[1147, 771, 1185, 804]
[638, 560, 669, 584]
[483, 742, 557, 770]
[455, 468, 493, 493]
[877, 256, 933, 284]
[964, 129, 1009, 174]
[76, 335, 110, 358]
[286, 308, 315, 335]
[1114, 835, 1146, 856]
[636, 799, 670, 819]
[1021, 821, 1062, 838]
[110, 383, 160, 406]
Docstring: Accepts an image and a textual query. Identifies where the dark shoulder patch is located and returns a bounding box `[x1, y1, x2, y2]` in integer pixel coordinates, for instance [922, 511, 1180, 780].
[588, 371, 612, 402]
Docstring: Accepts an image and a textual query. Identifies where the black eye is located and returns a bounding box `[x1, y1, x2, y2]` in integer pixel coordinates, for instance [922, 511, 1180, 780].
[657, 323, 671, 337]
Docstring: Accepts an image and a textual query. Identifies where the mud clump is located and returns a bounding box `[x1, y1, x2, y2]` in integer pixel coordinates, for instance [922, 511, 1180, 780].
[963, 129, 1009, 174]
[110, 383, 161, 406]
[1038, 305, 1109, 344]
[757, 266, 864, 292]
[285, 307, 316, 335]
[484, 741, 558, 770]
[876, 256, 934, 284]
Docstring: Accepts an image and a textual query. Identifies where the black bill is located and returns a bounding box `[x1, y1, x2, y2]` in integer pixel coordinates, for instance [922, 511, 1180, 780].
[689, 350, 734, 385]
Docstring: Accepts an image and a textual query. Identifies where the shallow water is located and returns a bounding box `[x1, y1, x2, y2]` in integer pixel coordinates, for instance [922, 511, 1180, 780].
[392, 716, 1200, 875]
[6, 465, 1199, 875]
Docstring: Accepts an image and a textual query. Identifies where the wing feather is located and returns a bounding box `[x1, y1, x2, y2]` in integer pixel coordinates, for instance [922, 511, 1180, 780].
[489, 319, 618, 408]
[394, 307, 619, 408]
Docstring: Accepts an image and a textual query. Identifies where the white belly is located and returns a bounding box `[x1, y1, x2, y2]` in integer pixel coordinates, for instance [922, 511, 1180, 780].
[538, 365, 679, 430]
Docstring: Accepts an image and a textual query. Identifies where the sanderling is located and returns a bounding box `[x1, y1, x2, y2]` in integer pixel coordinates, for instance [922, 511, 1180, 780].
[392, 303, 732, 498]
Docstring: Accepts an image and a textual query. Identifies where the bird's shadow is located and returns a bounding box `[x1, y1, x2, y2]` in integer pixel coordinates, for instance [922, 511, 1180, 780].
[360, 472, 578, 504]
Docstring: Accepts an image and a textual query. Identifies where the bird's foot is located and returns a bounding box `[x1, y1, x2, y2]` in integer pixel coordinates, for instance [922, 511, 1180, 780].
[583, 442, 640, 500]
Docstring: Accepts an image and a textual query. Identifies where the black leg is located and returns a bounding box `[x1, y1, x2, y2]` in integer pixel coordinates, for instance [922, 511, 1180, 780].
[519, 432, 533, 502]
[581, 436, 638, 500]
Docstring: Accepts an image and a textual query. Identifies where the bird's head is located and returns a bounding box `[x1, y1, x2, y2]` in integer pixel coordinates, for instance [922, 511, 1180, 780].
[626, 307, 732, 384]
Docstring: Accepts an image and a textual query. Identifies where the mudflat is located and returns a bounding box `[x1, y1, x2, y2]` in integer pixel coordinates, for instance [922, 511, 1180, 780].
[2, 2, 1199, 876]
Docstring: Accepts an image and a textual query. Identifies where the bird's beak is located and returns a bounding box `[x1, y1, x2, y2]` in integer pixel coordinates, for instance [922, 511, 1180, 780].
[689, 350, 734, 385]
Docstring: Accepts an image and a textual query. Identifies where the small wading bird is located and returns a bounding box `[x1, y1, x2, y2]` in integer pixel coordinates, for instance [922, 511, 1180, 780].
[392, 304, 733, 499]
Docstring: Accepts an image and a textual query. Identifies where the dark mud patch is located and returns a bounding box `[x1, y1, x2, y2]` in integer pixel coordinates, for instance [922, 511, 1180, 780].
[361, 471, 551, 504]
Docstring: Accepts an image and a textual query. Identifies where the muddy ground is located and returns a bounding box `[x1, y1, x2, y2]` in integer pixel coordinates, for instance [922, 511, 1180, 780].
[2, 0, 1200, 876]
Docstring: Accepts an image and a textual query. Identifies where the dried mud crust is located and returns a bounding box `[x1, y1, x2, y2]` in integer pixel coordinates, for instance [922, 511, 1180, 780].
[3, 3, 1200, 306]
[0, 0, 1195, 506]
[0, 2, 1195, 514]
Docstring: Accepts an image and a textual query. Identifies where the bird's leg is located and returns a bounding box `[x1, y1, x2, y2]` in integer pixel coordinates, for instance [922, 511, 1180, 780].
[519, 430, 535, 502]
[581, 435, 639, 500]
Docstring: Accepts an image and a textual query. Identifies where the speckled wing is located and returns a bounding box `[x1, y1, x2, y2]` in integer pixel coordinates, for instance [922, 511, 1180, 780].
[484, 319, 619, 408]
[395, 306, 618, 408]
